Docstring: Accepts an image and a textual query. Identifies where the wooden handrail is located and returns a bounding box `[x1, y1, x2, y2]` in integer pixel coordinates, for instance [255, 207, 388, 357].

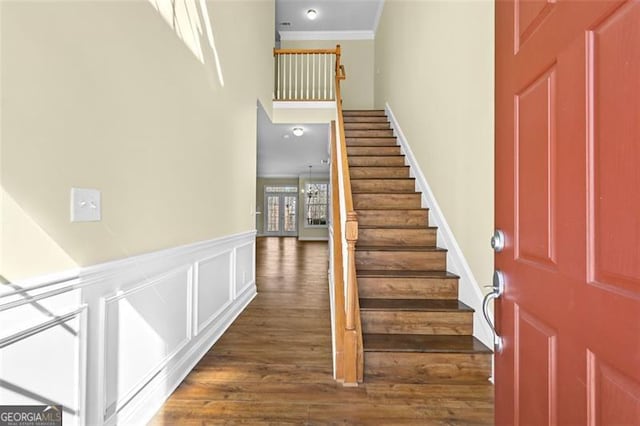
[273, 47, 339, 55]
[332, 44, 363, 385]
[330, 121, 346, 382]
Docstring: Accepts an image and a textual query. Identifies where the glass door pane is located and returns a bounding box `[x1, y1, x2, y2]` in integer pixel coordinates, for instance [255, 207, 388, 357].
[266, 195, 280, 232]
[283, 195, 297, 233]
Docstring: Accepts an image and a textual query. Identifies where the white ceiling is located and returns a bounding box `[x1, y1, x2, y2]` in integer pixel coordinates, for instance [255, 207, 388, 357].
[276, 0, 384, 38]
[257, 104, 330, 177]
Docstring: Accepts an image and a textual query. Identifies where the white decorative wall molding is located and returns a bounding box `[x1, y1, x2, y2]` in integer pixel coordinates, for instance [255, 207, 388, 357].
[279, 30, 375, 41]
[0, 305, 88, 426]
[0, 230, 257, 426]
[385, 104, 494, 349]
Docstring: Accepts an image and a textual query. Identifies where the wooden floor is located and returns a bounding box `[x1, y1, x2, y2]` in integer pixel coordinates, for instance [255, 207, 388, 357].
[149, 237, 494, 425]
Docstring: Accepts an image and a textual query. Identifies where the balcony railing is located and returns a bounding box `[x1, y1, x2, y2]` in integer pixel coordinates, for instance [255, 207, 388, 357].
[273, 46, 341, 101]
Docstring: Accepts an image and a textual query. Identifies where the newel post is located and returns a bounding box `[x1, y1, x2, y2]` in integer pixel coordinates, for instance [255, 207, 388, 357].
[343, 211, 359, 385]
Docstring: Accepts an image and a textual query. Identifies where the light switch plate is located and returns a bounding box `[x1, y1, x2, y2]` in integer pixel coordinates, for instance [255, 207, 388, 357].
[70, 188, 101, 222]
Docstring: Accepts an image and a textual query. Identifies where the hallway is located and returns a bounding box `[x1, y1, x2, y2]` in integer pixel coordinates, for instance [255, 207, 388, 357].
[149, 237, 493, 424]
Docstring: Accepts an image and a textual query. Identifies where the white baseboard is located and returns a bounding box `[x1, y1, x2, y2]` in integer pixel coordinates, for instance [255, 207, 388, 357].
[385, 103, 494, 350]
[0, 231, 257, 426]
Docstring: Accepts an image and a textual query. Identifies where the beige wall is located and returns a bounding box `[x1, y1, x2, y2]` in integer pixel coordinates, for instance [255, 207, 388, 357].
[0, 0, 274, 281]
[281, 39, 374, 110]
[375, 1, 495, 288]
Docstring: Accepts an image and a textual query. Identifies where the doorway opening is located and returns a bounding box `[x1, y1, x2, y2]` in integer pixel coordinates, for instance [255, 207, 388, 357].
[264, 185, 298, 236]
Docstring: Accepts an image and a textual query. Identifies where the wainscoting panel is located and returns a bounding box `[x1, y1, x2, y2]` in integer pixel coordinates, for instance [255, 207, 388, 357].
[0, 307, 87, 426]
[195, 252, 232, 335]
[0, 230, 257, 426]
[103, 267, 191, 419]
[235, 241, 255, 297]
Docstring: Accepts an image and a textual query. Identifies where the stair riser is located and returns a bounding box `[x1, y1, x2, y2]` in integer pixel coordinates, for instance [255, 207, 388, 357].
[357, 210, 428, 227]
[348, 156, 405, 167]
[347, 146, 402, 156]
[346, 138, 397, 147]
[343, 116, 389, 123]
[350, 167, 410, 179]
[343, 111, 386, 117]
[344, 122, 390, 130]
[356, 251, 446, 271]
[358, 277, 458, 300]
[358, 228, 436, 247]
[362, 311, 473, 335]
[353, 194, 422, 209]
[351, 179, 415, 193]
[345, 129, 394, 138]
[364, 353, 491, 384]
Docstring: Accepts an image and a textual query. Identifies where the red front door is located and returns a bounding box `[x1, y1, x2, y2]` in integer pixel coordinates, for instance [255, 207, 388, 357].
[495, 0, 640, 424]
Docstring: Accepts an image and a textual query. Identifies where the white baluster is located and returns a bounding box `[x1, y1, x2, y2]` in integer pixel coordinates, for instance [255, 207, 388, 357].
[324, 54, 327, 100]
[306, 53, 309, 99]
[295, 54, 298, 100]
[330, 54, 334, 100]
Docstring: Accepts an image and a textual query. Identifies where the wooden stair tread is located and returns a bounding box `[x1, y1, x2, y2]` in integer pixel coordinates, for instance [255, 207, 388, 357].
[360, 298, 473, 312]
[346, 136, 396, 139]
[363, 334, 492, 354]
[352, 191, 419, 195]
[349, 155, 404, 158]
[356, 245, 446, 252]
[344, 110, 386, 114]
[356, 270, 459, 279]
[357, 225, 436, 230]
[350, 177, 414, 181]
[355, 206, 429, 213]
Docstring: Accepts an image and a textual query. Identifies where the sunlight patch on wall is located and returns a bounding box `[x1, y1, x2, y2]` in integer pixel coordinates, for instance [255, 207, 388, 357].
[0, 188, 77, 282]
[148, 0, 224, 86]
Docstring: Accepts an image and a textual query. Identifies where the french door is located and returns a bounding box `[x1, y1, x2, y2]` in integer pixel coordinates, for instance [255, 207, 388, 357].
[495, 1, 640, 424]
[264, 187, 297, 236]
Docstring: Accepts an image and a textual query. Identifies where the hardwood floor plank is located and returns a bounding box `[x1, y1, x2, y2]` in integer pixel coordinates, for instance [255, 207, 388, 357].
[149, 237, 493, 425]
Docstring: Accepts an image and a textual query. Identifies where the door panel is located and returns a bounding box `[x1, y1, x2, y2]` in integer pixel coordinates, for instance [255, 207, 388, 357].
[496, 1, 640, 424]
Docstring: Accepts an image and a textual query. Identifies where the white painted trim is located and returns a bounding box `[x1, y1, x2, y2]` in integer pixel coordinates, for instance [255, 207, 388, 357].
[102, 267, 193, 419]
[0, 231, 256, 306]
[385, 103, 494, 350]
[0, 230, 257, 426]
[114, 286, 256, 426]
[273, 101, 336, 109]
[279, 30, 375, 41]
[80, 230, 256, 284]
[0, 305, 88, 426]
[193, 251, 234, 335]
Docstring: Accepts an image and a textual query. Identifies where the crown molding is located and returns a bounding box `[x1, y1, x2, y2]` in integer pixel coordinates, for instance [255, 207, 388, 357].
[279, 30, 375, 41]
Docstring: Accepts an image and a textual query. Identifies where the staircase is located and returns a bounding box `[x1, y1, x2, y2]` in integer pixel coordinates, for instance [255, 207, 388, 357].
[343, 109, 492, 384]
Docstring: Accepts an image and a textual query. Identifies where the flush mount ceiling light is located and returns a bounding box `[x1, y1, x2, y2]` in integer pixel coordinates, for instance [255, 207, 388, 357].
[292, 127, 304, 137]
[306, 9, 318, 20]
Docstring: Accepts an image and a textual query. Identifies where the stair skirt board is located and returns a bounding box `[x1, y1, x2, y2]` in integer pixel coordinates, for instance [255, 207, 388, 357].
[341, 107, 493, 385]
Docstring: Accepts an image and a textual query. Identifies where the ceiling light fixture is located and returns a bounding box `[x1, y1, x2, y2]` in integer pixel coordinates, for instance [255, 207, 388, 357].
[292, 127, 304, 137]
[306, 9, 318, 20]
